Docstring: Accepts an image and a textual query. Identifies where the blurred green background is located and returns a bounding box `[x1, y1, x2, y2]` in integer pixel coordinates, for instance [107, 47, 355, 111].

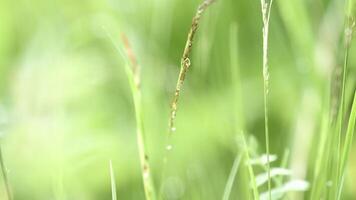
[0, 0, 355, 199]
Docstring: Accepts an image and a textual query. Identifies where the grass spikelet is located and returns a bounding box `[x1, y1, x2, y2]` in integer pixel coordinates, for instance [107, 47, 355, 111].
[168, 0, 216, 136]
[159, 0, 216, 196]
[160, 0, 215, 187]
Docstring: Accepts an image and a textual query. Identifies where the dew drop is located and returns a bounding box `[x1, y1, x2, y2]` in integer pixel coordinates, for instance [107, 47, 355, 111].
[171, 127, 176, 132]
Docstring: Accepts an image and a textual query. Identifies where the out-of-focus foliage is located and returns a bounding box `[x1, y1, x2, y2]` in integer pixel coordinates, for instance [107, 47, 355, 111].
[0, 0, 355, 199]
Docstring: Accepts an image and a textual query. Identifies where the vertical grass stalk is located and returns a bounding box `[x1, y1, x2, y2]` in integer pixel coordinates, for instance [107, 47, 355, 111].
[260, 0, 273, 199]
[335, 14, 355, 200]
[119, 34, 157, 200]
[337, 91, 356, 199]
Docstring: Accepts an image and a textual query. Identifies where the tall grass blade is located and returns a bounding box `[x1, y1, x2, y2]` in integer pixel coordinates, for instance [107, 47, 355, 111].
[106, 31, 157, 200]
[109, 160, 117, 200]
[120, 34, 157, 200]
[260, 0, 274, 199]
[222, 155, 242, 200]
[337, 92, 356, 199]
[333, 11, 355, 200]
[240, 133, 259, 200]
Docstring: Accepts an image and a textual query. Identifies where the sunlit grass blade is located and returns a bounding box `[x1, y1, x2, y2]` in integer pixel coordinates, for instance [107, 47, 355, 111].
[0, 146, 12, 200]
[109, 160, 117, 200]
[222, 154, 242, 200]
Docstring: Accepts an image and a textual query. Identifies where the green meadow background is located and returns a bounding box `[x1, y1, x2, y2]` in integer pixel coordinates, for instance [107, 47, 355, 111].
[0, 0, 355, 199]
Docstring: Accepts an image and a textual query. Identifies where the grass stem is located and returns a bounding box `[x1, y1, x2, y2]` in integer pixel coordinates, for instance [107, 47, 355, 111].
[260, 0, 273, 199]
[109, 160, 117, 200]
[222, 155, 242, 200]
[160, 0, 216, 195]
[119, 33, 157, 200]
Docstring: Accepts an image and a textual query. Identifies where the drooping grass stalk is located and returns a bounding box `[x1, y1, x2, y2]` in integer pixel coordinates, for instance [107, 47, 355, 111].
[109, 160, 117, 200]
[113, 33, 157, 200]
[159, 1, 216, 196]
[168, 0, 216, 137]
[0, 146, 12, 200]
[160, 0, 216, 191]
[222, 154, 242, 200]
[260, 0, 273, 199]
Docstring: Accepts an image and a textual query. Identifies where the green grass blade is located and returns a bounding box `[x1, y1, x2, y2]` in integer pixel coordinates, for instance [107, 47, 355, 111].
[240, 133, 259, 200]
[337, 92, 356, 199]
[333, 15, 355, 200]
[260, 1, 274, 199]
[0, 146, 12, 200]
[222, 155, 242, 200]
[106, 31, 157, 200]
[109, 160, 117, 200]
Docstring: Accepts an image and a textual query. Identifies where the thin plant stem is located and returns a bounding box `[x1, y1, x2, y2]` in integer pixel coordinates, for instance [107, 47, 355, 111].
[168, 0, 216, 135]
[337, 91, 356, 199]
[260, 0, 273, 199]
[335, 16, 355, 200]
[160, 0, 216, 195]
[222, 154, 242, 200]
[241, 133, 259, 200]
[109, 160, 117, 200]
[119, 34, 157, 200]
[0, 146, 12, 200]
